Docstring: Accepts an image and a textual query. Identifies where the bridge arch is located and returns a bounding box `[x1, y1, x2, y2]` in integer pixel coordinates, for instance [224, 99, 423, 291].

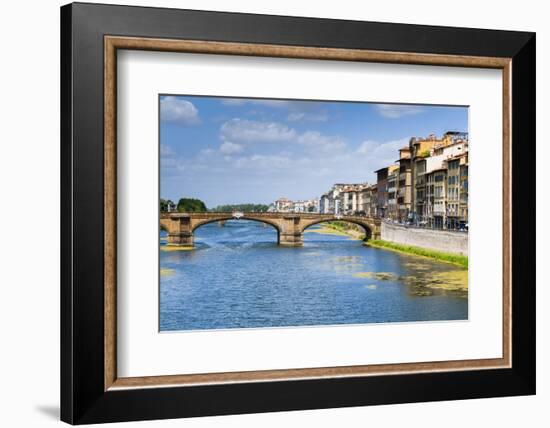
[301, 218, 373, 241]
[191, 216, 282, 243]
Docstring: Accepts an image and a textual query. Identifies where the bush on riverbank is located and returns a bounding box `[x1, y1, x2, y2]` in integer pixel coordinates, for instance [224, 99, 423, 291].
[366, 239, 468, 268]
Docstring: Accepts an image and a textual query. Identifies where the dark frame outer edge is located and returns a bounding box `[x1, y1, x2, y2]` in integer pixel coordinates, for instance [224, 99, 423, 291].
[510, 34, 536, 390]
[60, 4, 74, 425]
[60, 2, 536, 424]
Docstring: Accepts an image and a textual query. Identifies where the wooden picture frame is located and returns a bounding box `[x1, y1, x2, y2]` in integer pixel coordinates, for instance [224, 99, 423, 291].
[61, 2, 535, 424]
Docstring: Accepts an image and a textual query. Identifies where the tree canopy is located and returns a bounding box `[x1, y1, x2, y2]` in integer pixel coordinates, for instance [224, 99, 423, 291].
[210, 204, 269, 213]
[159, 198, 175, 212]
[176, 198, 208, 213]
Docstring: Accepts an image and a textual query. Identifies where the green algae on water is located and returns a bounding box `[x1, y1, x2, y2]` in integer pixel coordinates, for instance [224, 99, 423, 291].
[352, 271, 398, 281]
[160, 267, 175, 276]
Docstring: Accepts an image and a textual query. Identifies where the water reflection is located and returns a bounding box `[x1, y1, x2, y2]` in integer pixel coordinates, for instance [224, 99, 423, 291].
[160, 220, 467, 331]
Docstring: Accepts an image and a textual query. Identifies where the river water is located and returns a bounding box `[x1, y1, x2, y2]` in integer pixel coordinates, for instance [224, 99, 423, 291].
[160, 220, 467, 331]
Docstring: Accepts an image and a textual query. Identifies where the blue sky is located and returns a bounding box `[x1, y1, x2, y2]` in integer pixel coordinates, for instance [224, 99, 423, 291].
[160, 95, 468, 208]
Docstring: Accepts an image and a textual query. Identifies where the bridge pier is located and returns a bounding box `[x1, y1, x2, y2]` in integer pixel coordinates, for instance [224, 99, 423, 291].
[161, 215, 195, 248]
[279, 232, 304, 247]
[278, 216, 304, 247]
[166, 231, 194, 247]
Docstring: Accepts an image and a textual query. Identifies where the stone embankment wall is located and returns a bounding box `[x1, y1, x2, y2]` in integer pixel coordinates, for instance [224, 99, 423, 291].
[381, 222, 468, 256]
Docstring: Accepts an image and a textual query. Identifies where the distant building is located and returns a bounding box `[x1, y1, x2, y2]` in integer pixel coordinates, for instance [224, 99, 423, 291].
[431, 168, 447, 229]
[341, 188, 357, 214]
[293, 199, 319, 213]
[319, 193, 330, 214]
[397, 147, 412, 222]
[413, 156, 428, 223]
[274, 197, 293, 212]
[272, 197, 319, 213]
[386, 165, 400, 220]
[458, 153, 469, 227]
[368, 185, 378, 217]
[338, 184, 369, 215]
[358, 184, 377, 217]
[321, 183, 348, 214]
[316, 183, 375, 216]
[445, 157, 460, 229]
[444, 153, 468, 229]
[375, 167, 389, 218]
[357, 187, 368, 214]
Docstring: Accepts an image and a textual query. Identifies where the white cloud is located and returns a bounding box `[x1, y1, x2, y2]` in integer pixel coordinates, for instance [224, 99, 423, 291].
[297, 131, 346, 153]
[375, 104, 424, 119]
[164, 124, 408, 196]
[160, 156, 178, 168]
[356, 140, 376, 155]
[287, 111, 328, 122]
[220, 119, 296, 144]
[286, 112, 306, 122]
[161, 135, 415, 204]
[219, 119, 345, 156]
[221, 98, 329, 123]
[357, 138, 409, 164]
[219, 141, 244, 154]
[160, 144, 175, 157]
[232, 154, 292, 170]
[160, 96, 200, 125]
[200, 148, 215, 156]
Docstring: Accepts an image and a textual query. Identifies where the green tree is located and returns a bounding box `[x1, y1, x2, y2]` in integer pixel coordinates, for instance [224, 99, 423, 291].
[177, 198, 207, 213]
[210, 204, 269, 212]
[159, 198, 175, 212]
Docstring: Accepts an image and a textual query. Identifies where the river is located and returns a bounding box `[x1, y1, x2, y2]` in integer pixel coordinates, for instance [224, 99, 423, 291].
[160, 220, 467, 331]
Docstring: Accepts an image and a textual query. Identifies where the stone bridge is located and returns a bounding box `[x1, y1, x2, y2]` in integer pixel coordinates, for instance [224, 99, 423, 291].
[160, 212, 381, 247]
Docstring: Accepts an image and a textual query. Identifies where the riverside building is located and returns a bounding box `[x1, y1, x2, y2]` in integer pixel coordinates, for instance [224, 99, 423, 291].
[375, 131, 469, 229]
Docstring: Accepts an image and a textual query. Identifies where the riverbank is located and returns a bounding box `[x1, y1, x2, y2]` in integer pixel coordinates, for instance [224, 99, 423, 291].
[381, 221, 467, 256]
[313, 222, 468, 268]
[310, 222, 366, 240]
[365, 239, 468, 268]
[305, 225, 351, 237]
[160, 245, 194, 252]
